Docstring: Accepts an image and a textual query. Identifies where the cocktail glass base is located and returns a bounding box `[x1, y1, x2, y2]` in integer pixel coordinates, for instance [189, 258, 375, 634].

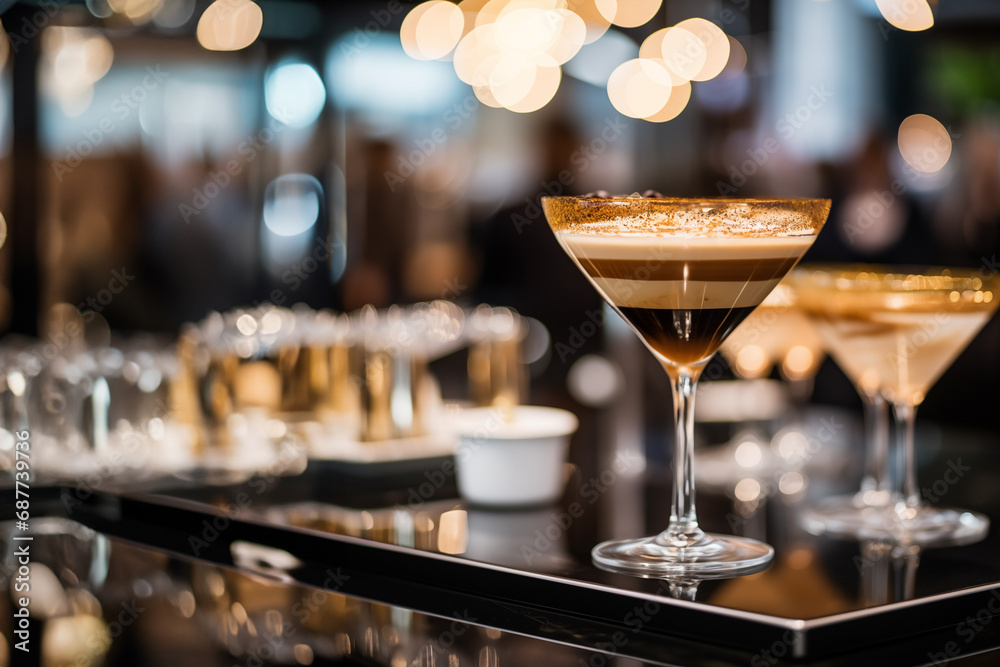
[592, 533, 774, 579]
[803, 497, 989, 547]
[800, 492, 892, 540]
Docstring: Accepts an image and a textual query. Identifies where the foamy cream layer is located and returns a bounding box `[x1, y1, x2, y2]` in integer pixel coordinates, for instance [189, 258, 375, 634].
[558, 233, 814, 309]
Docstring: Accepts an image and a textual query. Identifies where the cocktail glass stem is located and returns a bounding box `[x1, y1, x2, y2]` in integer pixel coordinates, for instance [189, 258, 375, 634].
[892, 402, 921, 516]
[668, 579, 700, 601]
[859, 391, 890, 496]
[657, 365, 706, 548]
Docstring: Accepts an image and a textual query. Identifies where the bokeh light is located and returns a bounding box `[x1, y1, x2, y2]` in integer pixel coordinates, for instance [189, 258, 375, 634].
[734, 440, 762, 468]
[45, 27, 114, 88]
[718, 35, 747, 79]
[41, 27, 114, 117]
[453, 24, 500, 84]
[567, 0, 613, 44]
[262, 174, 323, 237]
[643, 76, 690, 122]
[196, 0, 262, 52]
[153, 0, 196, 29]
[402, 0, 465, 61]
[734, 345, 768, 378]
[779, 471, 806, 495]
[265, 62, 326, 128]
[875, 0, 934, 32]
[108, 0, 161, 24]
[567, 354, 623, 406]
[506, 63, 561, 112]
[403, 1, 730, 120]
[437, 509, 468, 554]
[734, 478, 761, 502]
[659, 26, 706, 82]
[604, 0, 660, 29]
[898, 113, 952, 173]
[675, 18, 729, 81]
[783, 345, 817, 380]
[489, 53, 538, 106]
[607, 58, 672, 119]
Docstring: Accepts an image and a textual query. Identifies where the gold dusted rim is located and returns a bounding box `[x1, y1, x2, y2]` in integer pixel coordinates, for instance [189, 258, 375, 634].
[791, 264, 1000, 291]
[541, 196, 830, 237]
[790, 264, 1000, 311]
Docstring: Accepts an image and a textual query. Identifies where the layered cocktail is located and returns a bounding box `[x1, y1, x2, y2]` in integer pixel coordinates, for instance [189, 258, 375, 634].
[542, 196, 830, 577]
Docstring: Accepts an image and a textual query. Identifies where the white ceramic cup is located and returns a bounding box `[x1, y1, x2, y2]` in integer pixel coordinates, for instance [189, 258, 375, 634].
[452, 406, 579, 507]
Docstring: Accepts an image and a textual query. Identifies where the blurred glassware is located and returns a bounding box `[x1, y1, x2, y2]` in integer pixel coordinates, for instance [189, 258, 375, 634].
[180, 301, 468, 465]
[792, 265, 893, 535]
[0, 343, 42, 474]
[466, 305, 527, 414]
[795, 266, 999, 545]
[0, 518, 113, 667]
[0, 335, 197, 482]
[338, 300, 464, 444]
[719, 281, 826, 399]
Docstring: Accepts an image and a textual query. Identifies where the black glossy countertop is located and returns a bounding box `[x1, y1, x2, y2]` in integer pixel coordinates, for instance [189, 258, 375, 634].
[6, 407, 1000, 666]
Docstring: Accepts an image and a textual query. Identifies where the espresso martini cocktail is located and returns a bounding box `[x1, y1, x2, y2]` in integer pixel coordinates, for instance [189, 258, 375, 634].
[543, 196, 830, 578]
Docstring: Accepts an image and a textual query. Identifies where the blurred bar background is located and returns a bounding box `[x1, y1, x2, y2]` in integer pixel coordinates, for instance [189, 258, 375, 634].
[1, 0, 998, 428]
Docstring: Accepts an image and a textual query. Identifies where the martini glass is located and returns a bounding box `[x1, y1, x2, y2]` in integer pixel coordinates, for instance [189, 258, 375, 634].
[792, 266, 894, 537]
[720, 280, 826, 388]
[542, 196, 830, 577]
[797, 267, 999, 545]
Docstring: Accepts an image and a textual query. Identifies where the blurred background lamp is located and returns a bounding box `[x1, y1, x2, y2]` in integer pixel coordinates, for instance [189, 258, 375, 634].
[875, 0, 934, 31]
[898, 113, 952, 173]
[607, 58, 672, 119]
[401, 0, 465, 61]
[197, 0, 263, 51]
[265, 62, 326, 127]
[568, 0, 614, 44]
[674, 18, 730, 82]
[262, 174, 322, 237]
[567, 354, 623, 407]
[605, 0, 660, 29]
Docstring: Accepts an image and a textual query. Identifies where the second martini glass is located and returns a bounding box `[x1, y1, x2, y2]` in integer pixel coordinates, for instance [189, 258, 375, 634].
[797, 268, 999, 545]
[792, 266, 895, 537]
[542, 196, 830, 577]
